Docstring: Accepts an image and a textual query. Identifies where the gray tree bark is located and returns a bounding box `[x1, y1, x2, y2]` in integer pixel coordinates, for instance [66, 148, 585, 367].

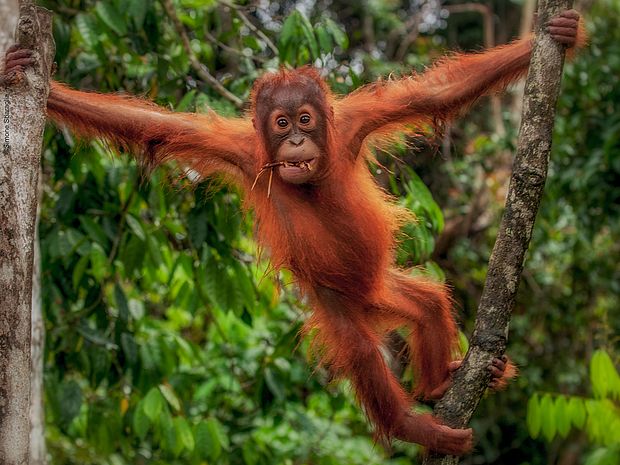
[0, 1, 54, 464]
[423, 1, 574, 464]
[30, 191, 47, 465]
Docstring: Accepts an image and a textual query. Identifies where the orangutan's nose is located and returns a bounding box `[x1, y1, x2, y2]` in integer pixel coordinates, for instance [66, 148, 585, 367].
[289, 135, 305, 146]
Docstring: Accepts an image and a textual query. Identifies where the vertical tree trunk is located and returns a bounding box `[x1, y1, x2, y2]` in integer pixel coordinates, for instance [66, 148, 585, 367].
[0, 1, 54, 464]
[30, 191, 47, 465]
[423, 1, 574, 464]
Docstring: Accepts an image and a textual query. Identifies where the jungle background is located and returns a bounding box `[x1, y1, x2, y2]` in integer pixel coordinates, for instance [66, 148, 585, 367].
[33, 0, 619, 464]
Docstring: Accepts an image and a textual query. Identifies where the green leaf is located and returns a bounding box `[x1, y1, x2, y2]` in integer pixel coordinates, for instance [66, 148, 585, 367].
[75, 14, 100, 49]
[195, 418, 225, 460]
[89, 411, 113, 454]
[127, 0, 148, 29]
[526, 394, 541, 439]
[540, 394, 557, 442]
[194, 421, 212, 459]
[159, 384, 181, 413]
[610, 357, 620, 400]
[158, 338, 178, 377]
[423, 260, 446, 282]
[95, 1, 128, 36]
[147, 234, 163, 266]
[230, 260, 255, 311]
[114, 283, 130, 323]
[133, 401, 151, 440]
[125, 214, 146, 241]
[73, 254, 90, 290]
[316, 25, 333, 54]
[403, 170, 444, 234]
[88, 345, 113, 386]
[567, 396, 586, 429]
[202, 259, 239, 311]
[187, 207, 208, 248]
[600, 399, 620, 445]
[176, 90, 196, 112]
[120, 333, 138, 366]
[128, 299, 145, 320]
[160, 410, 180, 455]
[58, 380, 82, 430]
[242, 35, 261, 52]
[298, 14, 319, 60]
[80, 326, 117, 350]
[56, 185, 77, 217]
[123, 236, 146, 275]
[143, 387, 164, 421]
[585, 400, 602, 443]
[264, 367, 285, 401]
[457, 331, 469, 355]
[53, 16, 72, 62]
[242, 441, 259, 465]
[80, 216, 109, 248]
[63, 229, 86, 257]
[555, 395, 571, 438]
[279, 11, 299, 50]
[140, 343, 156, 372]
[324, 18, 348, 50]
[591, 349, 619, 399]
[174, 416, 195, 452]
[90, 243, 108, 281]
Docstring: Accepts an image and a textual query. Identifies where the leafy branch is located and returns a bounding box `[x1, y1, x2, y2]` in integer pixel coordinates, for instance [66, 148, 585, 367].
[161, 0, 244, 109]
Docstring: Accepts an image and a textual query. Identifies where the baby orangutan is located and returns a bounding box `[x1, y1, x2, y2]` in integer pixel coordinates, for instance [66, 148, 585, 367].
[1, 9, 582, 455]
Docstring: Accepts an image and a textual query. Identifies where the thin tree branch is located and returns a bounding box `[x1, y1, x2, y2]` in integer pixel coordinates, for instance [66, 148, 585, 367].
[423, 0, 575, 463]
[386, 15, 418, 59]
[203, 29, 268, 64]
[161, 0, 244, 109]
[218, 0, 279, 56]
[394, 20, 419, 62]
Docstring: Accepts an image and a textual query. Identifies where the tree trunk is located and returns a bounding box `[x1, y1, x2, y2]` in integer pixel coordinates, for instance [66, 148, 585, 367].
[30, 188, 47, 465]
[0, 1, 54, 464]
[422, 1, 574, 464]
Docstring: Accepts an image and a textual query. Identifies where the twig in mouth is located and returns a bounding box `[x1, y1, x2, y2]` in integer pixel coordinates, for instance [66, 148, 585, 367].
[251, 160, 314, 197]
[267, 167, 274, 197]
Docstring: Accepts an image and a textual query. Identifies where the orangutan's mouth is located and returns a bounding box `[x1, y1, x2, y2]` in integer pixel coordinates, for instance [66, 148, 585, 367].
[251, 158, 318, 196]
[266, 158, 316, 171]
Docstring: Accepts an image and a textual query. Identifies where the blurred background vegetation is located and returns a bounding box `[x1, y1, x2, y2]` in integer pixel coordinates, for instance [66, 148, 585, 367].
[34, 0, 619, 464]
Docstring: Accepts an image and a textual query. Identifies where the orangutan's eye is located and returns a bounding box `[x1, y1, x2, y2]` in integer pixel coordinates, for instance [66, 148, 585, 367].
[300, 113, 311, 124]
[277, 117, 289, 128]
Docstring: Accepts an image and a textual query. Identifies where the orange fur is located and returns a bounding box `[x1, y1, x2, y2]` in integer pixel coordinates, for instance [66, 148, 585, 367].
[43, 26, 584, 455]
[47, 82, 256, 182]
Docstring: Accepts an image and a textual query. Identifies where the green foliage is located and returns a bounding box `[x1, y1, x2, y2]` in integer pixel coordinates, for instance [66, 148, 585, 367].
[591, 350, 620, 400]
[527, 350, 620, 463]
[392, 167, 445, 278]
[278, 12, 348, 66]
[40, 3, 436, 463]
[37, 1, 619, 464]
